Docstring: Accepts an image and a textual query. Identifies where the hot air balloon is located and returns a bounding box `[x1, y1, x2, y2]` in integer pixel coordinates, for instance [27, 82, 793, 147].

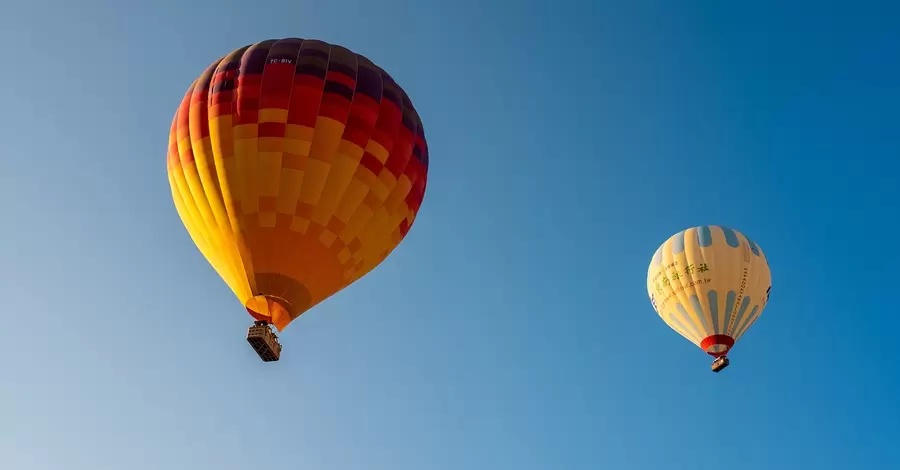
[167, 38, 429, 362]
[646, 225, 772, 372]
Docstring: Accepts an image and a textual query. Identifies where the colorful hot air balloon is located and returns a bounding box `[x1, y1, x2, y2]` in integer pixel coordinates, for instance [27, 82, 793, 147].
[167, 38, 429, 362]
[646, 225, 772, 372]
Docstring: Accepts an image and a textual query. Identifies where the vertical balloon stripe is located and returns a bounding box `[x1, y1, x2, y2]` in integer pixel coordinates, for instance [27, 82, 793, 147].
[734, 312, 759, 340]
[671, 230, 686, 254]
[689, 294, 711, 333]
[724, 290, 736, 329]
[311, 46, 362, 228]
[662, 239, 698, 338]
[728, 296, 752, 336]
[176, 90, 220, 241]
[675, 303, 704, 341]
[708, 290, 720, 334]
[734, 305, 759, 339]
[279, 39, 326, 232]
[720, 226, 740, 248]
[312, 54, 356, 215]
[177, 98, 247, 293]
[352, 77, 416, 278]
[209, 46, 258, 296]
[257, 39, 303, 228]
[668, 313, 701, 345]
[189, 63, 251, 297]
[169, 172, 218, 277]
[746, 236, 760, 256]
[171, 159, 244, 298]
[698, 225, 713, 247]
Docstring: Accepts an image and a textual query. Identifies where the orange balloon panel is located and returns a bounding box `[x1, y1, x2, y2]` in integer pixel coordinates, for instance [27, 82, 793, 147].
[167, 38, 429, 331]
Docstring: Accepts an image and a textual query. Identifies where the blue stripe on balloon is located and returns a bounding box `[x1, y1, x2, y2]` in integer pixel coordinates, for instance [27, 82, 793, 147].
[720, 226, 740, 248]
[725, 291, 736, 334]
[698, 225, 713, 247]
[730, 296, 751, 336]
[672, 230, 686, 254]
[735, 305, 759, 338]
[689, 294, 710, 334]
[676, 303, 703, 340]
[746, 236, 761, 256]
[708, 290, 720, 334]
[653, 246, 663, 268]
[668, 313, 698, 343]
[741, 315, 760, 339]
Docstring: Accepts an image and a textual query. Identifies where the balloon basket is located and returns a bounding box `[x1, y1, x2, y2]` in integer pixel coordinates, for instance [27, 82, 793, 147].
[246, 321, 282, 362]
[711, 356, 729, 373]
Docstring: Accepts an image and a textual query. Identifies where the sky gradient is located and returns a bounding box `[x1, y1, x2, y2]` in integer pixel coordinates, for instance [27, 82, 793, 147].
[2, 1, 899, 469]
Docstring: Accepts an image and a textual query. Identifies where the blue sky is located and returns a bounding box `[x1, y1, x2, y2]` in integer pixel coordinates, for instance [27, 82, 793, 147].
[1, 0, 898, 469]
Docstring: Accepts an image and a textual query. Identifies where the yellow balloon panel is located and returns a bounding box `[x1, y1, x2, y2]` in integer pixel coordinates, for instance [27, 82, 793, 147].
[646, 226, 772, 357]
[167, 39, 429, 331]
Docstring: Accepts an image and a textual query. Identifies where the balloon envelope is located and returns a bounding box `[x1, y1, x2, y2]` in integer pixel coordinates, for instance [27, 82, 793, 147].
[167, 38, 428, 331]
[646, 225, 771, 357]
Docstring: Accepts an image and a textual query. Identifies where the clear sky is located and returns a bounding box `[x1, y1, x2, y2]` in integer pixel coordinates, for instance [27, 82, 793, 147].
[1, 0, 898, 469]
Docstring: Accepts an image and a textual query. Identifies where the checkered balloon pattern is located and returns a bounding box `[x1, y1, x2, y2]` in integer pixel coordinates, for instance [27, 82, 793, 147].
[168, 38, 428, 331]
